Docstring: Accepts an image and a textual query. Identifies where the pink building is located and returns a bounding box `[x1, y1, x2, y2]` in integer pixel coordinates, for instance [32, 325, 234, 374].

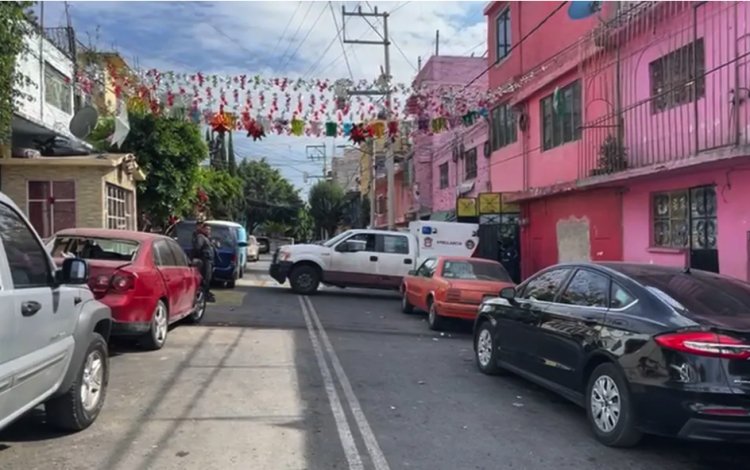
[484, 1, 750, 280]
[412, 56, 489, 219]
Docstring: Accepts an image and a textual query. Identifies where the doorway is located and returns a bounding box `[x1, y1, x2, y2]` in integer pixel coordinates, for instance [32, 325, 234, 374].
[688, 185, 718, 273]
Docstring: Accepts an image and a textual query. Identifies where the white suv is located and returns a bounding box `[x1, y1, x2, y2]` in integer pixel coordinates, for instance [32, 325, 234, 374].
[0, 192, 112, 432]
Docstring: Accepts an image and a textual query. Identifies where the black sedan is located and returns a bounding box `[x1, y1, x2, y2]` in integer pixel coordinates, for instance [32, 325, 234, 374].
[473, 262, 750, 447]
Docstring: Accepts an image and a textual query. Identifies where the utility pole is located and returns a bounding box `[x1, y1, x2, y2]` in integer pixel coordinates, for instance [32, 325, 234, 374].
[342, 5, 394, 230]
[306, 144, 327, 179]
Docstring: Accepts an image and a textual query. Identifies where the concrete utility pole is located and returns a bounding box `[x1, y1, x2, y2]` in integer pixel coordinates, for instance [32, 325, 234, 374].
[342, 5, 395, 230]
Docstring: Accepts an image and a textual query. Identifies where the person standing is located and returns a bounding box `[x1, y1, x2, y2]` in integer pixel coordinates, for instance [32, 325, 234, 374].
[192, 222, 216, 303]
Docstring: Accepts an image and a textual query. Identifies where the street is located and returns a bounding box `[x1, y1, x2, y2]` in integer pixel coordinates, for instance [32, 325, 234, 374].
[1, 259, 749, 470]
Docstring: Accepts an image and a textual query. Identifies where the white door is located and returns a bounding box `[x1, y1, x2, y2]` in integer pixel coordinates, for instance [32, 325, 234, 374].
[376, 233, 415, 288]
[329, 233, 380, 286]
[0, 201, 76, 426]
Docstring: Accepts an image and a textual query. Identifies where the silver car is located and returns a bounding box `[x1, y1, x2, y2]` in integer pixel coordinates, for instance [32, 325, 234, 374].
[0, 191, 112, 432]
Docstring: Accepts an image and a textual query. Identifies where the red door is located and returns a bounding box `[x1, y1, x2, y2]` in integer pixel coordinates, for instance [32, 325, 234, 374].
[152, 240, 186, 317]
[409, 258, 438, 310]
[167, 239, 196, 314]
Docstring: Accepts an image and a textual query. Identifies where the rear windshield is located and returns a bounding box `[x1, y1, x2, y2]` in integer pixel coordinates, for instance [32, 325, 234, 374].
[634, 271, 750, 317]
[209, 225, 235, 247]
[174, 222, 196, 247]
[442, 260, 512, 282]
[52, 236, 139, 261]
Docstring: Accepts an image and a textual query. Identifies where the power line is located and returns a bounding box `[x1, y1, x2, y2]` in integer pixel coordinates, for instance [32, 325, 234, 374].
[303, 1, 361, 79]
[280, 3, 329, 71]
[329, 1, 354, 80]
[273, 1, 303, 51]
[463, 1, 568, 90]
[278, 1, 316, 66]
[363, 1, 417, 72]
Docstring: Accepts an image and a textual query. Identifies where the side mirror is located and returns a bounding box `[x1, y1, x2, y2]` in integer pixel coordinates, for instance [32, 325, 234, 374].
[335, 241, 350, 253]
[59, 257, 88, 285]
[407, 270, 417, 276]
[499, 286, 516, 300]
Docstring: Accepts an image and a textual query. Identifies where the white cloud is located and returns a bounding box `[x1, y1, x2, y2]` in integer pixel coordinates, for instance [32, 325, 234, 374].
[54, 1, 488, 198]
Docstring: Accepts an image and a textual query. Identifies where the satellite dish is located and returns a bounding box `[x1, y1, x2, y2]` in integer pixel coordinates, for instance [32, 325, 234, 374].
[568, 1, 601, 20]
[69, 105, 99, 139]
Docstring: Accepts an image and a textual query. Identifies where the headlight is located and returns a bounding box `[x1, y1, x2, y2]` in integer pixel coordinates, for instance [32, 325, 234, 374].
[280, 251, 290, 261]
[479, 303, 494, 313]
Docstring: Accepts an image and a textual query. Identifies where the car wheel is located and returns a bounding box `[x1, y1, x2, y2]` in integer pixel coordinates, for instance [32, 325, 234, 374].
[401, 287, 414, 314]
[586, 363, 642, 447]
[142, 300, 169, 350]
[186, 290, 207, 324]
[427, 299, 445, 331]
[45, 333, 109, 431]
[290, 265, 320, 295]
[475, 321, 503, 375]
[227, 278, 236, 288]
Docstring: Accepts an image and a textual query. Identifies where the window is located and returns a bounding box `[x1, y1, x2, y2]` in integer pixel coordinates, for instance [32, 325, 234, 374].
[44, 63, 72, 113]
[27, 181, 76, 239]
[652, 190, 689, 248]
[439, 162, 449, 189]
[381, 234, 409, 254]
[51, 236, 139, 261]
[106, 184, 135, 230]
[153, 240, 178, 266]
[689, 186, 717, 249]
[0, 202, 52, 288]
[343, 233, 376, 252]
[650, 39, 705, 113]
[442, 260, 512, 282]
[559, 269, 610, 307]
[167, 240, 189, 266]
[491, 104, 517, 151]
[495, 8, 511, 62]
[541, 80, 582, 151]
[521, 268, 570, 302]
[464, 147, 478, 180]
[376, 195, 386, 215]
[610, 282, 635, 309]
[417, 258, 437, 277]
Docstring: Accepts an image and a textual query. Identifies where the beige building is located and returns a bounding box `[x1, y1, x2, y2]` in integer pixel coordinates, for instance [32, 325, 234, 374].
[0, 153, 145, 238]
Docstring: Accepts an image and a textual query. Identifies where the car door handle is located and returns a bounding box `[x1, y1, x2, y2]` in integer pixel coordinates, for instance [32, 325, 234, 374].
[369, 256, 378, 262]
[404, 258, 412, 264]
[21, 301, 41, 317]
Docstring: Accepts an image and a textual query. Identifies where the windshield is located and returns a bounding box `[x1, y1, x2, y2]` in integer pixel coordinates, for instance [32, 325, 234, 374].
[323, 231, 353, 248]
[442, 260, 512, 282]
[52, 236, 139, 262]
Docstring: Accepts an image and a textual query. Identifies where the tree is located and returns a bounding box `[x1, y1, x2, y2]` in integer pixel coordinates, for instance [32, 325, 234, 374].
[194, 167, 244, 221]
[308, 180, 345, 238]
[0, 2, 34, 158]
[237, 159, 302, 233]
[89, 111, 207, 229]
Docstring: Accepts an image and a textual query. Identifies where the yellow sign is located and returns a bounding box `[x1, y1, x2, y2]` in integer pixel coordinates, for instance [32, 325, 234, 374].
[456, 197, 477, 217]
[478, 192, 502, 214]
[500, 196, 520, 214]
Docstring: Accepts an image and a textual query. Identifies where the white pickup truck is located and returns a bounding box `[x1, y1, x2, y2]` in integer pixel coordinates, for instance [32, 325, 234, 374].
[269, 222, 478, 294]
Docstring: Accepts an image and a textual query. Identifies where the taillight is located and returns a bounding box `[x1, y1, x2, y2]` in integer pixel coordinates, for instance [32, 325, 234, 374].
[655, 331, 750, 360]
[110, 271, 135, 293]
[446, 289, 462, 302]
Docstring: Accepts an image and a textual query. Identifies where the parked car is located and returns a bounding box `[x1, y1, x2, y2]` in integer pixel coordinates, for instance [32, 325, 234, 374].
[49, 228, 205, 350]
[256, 236, 270, 255]
[172, 220, 241, 288]
[0, 192, 112, 432]
[205, 220, 248, 279]
[401, 257, 514, 330]
[474, 262, 750, 447]
[247, 235, 260, 262]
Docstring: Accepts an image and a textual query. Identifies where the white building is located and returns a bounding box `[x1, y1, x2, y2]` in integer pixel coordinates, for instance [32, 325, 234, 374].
[331, 148, 361, 193]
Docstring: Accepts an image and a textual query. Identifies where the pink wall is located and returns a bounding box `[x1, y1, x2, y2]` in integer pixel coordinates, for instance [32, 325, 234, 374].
[622, 161, 750, 281]
[412, 56, 489, 214]
[618, 2, 750, 168]
[485, 1, 601, 90]
[373, 170, 411, 228]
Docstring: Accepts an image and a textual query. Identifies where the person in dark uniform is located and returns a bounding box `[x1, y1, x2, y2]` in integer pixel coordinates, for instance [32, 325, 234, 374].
[192, 222, 216, 303]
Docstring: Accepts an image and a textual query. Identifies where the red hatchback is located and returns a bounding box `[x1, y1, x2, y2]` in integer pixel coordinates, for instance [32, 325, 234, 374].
[50, 228, 206, 350]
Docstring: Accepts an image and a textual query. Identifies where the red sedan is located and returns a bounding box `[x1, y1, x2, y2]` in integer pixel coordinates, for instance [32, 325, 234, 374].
[401, 257, 515, 330]
[50, 228, 205, 350]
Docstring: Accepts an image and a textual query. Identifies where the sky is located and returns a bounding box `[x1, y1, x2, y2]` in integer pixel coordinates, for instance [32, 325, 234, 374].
[41, 1, 488, 197]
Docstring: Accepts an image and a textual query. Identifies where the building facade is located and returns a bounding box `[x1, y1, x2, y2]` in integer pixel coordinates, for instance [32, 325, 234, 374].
[483, 1, 750, 281]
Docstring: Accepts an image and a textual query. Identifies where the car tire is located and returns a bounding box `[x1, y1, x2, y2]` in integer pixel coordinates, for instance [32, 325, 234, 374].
[401, 287, 414, 314]
[142, 300, 169, 350]
[45, 333, 109, 431]
[186, 290, 207, 324]
[227, 278, 236, 288]
[586, 363, 642, 448]
[474, 321, 504, 375]
[427, 298, 445, 331]
[290, 265, 320, 295]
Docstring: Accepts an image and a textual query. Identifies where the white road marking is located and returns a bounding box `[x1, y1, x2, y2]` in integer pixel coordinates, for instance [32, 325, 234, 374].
[304, 296, 391, 470]
[298, 297, 364, 470]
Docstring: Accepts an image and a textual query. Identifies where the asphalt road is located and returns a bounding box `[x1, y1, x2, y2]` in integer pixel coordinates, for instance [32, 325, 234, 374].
[1, 257, 750, 469]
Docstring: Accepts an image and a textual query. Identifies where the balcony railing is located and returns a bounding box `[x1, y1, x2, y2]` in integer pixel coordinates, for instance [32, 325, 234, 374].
[577, 1, 750, 179]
